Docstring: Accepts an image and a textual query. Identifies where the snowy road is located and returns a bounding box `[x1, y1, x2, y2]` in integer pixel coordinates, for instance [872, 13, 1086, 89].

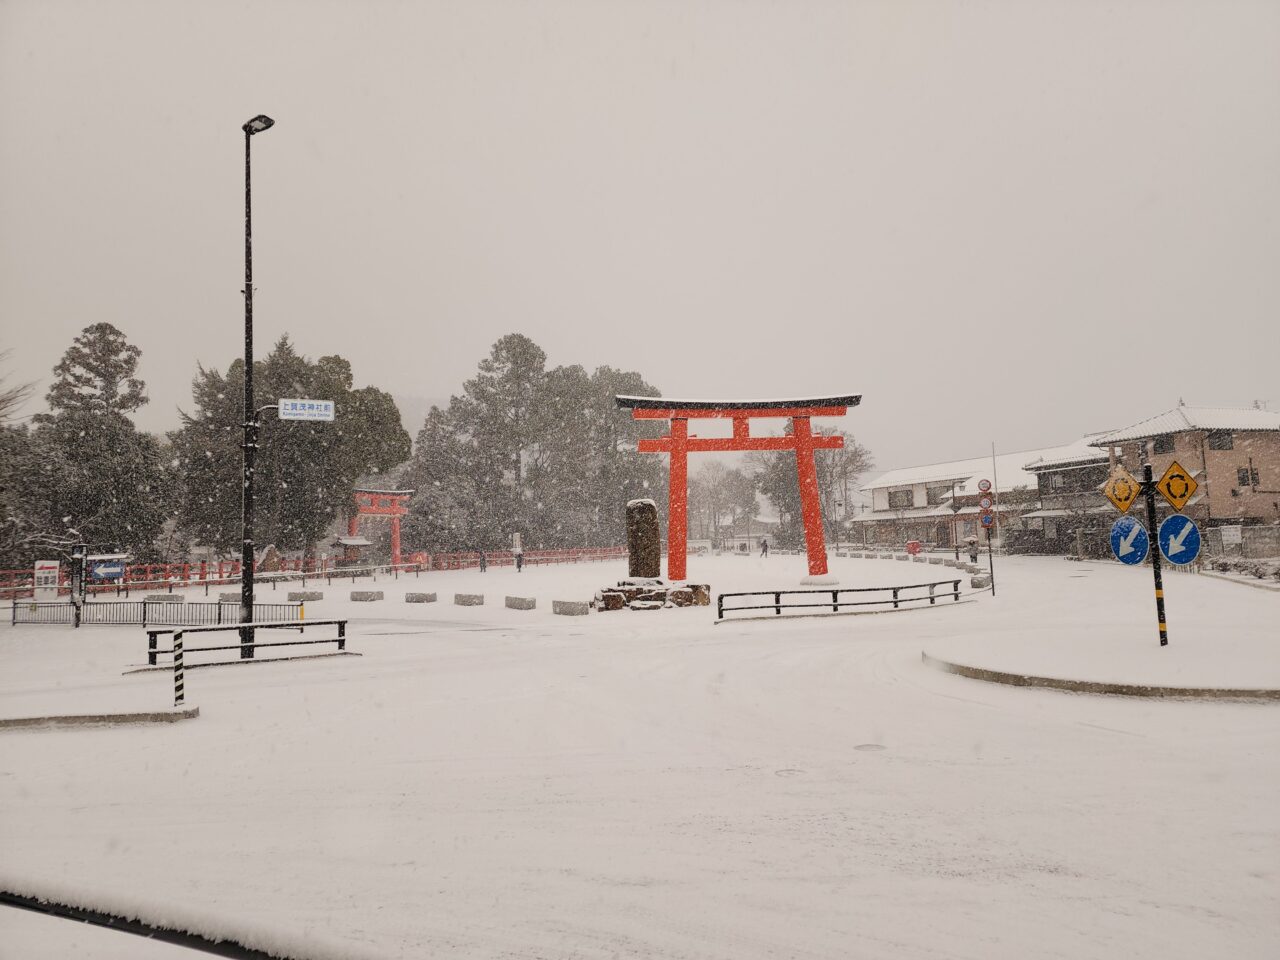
[1, 555, 1277, 959]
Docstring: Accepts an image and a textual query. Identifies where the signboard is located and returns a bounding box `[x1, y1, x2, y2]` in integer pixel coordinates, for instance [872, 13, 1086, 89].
[1158, 515, 1201, 565]
[278, 399, 335, 422]
[1220, 525, 1243, 547]
[1103, 467, 1141, 514]
[978, 496, 993, 510]
[34, 560, 60, 602]
[977, 479, 992, 493]
[89, 558, 126, 581]
[1109, 516, 1149, 565]
[980, 513, 995, 528]
[1155, 461, 1197, 512]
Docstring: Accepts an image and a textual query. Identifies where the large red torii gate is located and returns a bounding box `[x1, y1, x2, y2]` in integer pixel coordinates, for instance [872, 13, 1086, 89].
[616, 394, 861, 581]
[348, 488, 414, 567]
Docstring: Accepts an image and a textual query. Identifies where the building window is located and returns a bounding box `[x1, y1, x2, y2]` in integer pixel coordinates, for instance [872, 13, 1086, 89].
[1044, 519, 1058, 540]
[926, 484, 951, 506]
[1152, 435, 1175, 454]
[1237, 467, 1259, 488]
[887, 489, 913, 510]
[1208, 430, 1234, 450]
[1049, 472, 1067, 490]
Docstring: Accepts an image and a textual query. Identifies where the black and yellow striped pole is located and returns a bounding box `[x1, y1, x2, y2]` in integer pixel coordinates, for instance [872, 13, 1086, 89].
[1141, 464, 1168, 647]
[174, 631, 185, 706]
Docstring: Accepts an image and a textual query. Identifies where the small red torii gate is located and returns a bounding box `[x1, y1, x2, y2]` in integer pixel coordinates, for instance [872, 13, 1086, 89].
[616, 394, 861, 581]
[348, 488, 414, 567]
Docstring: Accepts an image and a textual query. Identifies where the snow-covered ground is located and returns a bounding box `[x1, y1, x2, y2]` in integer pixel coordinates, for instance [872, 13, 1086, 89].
[1, 554, 1277, 959]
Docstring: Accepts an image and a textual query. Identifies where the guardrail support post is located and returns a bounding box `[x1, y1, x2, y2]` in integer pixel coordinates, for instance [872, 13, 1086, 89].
[148, 633, 157, 666]
[928, 583, 936, 605]
[892, 589, 899, 609]
[831, 590, 839, 613]
[338, 621, 346, 651]
[774, 592, 781, 616]
[174, 632, 184, 706]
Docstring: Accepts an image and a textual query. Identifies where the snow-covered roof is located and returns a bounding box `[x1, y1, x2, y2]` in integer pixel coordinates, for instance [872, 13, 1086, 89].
[861, 447, 1047, 494]
[1022, 434, 1112, 472]
[615, 394, 861, 410]
[1089, 406, 1280, 445]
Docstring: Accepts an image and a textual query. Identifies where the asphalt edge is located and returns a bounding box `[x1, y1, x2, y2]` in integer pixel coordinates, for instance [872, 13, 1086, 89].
[920, 652, 1280, 701]
[0, 707, 200, 730]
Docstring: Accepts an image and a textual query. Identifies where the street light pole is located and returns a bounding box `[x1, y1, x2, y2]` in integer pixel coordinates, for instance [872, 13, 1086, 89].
[241, 114, 273, 658]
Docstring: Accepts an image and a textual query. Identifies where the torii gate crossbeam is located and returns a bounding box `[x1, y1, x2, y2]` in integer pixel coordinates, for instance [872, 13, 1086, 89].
[616, 395, 862, 580]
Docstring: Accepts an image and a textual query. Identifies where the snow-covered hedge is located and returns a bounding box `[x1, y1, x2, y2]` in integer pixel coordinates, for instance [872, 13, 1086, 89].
[1207, 557, 1280, 581]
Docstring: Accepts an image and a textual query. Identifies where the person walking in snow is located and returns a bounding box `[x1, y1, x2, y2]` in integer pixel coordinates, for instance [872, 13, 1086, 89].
[478, 551, 487, 573]
[514, 548, 524, 572]
[760, 538, 769, 558]
[968, 540, 979, 564]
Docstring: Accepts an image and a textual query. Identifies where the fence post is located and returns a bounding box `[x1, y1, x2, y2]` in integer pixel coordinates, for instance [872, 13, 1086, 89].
[174, 632, 184, 706]
[338, 621, 346, 651]
[928, 583, 936, 605]
[892, 589, 899, 609]
[952, 580, 960, 601]
[831, 590, 839, 613]
[717, 594, 724, 619]
[148, 632, 157, 666]
[774, 592, 782, 616]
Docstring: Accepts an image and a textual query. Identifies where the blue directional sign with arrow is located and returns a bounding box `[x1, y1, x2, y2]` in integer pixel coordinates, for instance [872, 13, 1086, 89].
[1110, 516, 1149, 565]
[1158, 514, 1201, 565]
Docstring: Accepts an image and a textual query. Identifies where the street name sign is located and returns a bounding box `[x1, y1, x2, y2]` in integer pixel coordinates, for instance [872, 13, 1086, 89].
[279, 399, 335, 422]
[1109, 516, 1149, 565]
[1103, 466, 1141, 513]
[1158, 514, 1201, 565]
[1155, 461, 1197, 512]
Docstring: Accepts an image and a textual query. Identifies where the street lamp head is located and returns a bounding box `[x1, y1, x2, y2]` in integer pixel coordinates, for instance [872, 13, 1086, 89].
[243, 115, 275, 135]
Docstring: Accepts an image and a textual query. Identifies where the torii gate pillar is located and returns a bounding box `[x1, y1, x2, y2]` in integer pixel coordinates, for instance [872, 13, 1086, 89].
[616, 395, 861, 581]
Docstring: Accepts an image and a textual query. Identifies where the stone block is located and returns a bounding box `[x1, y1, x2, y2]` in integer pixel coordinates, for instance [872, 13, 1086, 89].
[689, 584, 711, 606]
[970, 577, 991, 589]
[928, 558, 945, 565]
[288, 591, 324, 602]
[598, 591, 626, 612]
[669, 588, 694, 607]
[505, 596, 536, 611]
[405, 592, 437, 603]
[220, 593, 253, 603]
[351, 591, 384, 602]
[896, 555, 910, 561]
[144, 594, 183, 603]
[628, 600, 665, 611]
[454, 593, 485, 606]
[553, 600, 590, 616]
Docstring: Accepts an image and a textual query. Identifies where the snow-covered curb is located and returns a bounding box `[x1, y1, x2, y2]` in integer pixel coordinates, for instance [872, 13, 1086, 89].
[0, 707, 200, 730]
[921, 652, 1280, 701]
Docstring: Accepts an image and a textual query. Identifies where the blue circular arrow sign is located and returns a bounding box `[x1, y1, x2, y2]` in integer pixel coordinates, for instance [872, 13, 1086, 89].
[1110, 516, 1149, 565]
[1158, 514, 1201, 564]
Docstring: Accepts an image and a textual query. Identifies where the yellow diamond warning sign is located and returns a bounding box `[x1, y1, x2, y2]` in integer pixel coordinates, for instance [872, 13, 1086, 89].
[1156, 461, 1198, 512]
[1104, 467, 1142, 513]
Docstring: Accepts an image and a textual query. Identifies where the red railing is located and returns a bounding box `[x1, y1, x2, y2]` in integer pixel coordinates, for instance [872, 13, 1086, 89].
[0, 546, 628, 599]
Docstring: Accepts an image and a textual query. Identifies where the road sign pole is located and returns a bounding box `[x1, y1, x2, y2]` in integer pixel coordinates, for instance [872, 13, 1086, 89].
[985, 527, 995, 596]
[1142, 463, 1168, 647]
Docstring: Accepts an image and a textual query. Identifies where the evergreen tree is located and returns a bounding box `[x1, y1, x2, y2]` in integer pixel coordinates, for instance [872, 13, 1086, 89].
[171, 337, 411, 556]
[45, 323, 147, 416]
[402, 337, 667, 552]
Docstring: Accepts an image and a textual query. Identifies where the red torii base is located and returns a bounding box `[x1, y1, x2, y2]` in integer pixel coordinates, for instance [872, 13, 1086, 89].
[349, 489, 414, 567]
[616, 395, 861, 581]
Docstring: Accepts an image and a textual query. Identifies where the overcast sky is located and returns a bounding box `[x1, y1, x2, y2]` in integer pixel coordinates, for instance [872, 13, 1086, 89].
[2, 0, 1277, 476]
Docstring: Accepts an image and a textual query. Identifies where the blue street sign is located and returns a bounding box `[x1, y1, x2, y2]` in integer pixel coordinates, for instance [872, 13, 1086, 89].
[1158, 514, 1201, 564]
[1110, 516, 1149, 565]
[980, 514, 994, 527]
[89, 560, 125, 581]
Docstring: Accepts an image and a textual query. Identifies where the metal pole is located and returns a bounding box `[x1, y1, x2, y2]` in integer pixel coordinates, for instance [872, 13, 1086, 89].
[986, 527, 995, 596]
[240, 128, 256, 658]
[1142, 463, 1169, 646]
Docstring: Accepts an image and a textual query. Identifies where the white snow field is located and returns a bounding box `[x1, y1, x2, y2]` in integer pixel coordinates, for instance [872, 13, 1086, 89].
[1, 553, 1277, 959]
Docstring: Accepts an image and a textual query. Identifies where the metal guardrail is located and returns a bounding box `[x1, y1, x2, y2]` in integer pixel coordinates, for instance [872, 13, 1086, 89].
[11, 600, 302, 627]
[717, 579, 963, 620]
[148, 618, 346, 667]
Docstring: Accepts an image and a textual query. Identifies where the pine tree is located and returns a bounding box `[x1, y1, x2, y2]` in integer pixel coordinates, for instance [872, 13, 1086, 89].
[45, 323, 147, 416]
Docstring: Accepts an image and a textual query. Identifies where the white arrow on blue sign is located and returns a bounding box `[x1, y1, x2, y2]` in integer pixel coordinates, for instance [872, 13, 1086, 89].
[1158, 514, 1201, 564]
[1110, 516, 1149, 565]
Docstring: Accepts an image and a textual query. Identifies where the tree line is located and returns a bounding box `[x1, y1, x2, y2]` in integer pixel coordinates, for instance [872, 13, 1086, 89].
[0, 327, 872, 569]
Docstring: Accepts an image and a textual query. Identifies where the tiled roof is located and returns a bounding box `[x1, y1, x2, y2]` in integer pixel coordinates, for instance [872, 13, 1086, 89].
[1090, 406, 1280, 445]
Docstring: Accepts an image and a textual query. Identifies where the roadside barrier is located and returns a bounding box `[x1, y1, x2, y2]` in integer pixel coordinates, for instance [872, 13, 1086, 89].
[11, 600, 301, 628]
[717, 579, 963, 620]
